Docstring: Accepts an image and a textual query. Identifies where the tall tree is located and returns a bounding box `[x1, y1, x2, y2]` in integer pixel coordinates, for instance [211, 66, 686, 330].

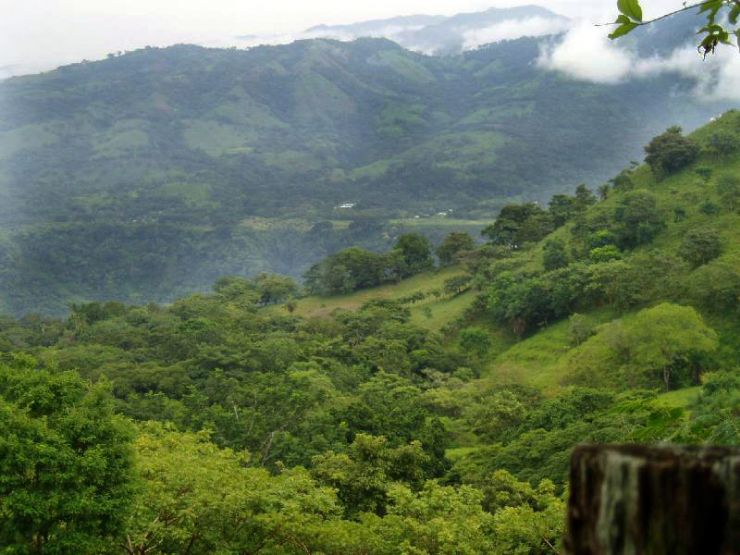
[0, 362, 136, 553]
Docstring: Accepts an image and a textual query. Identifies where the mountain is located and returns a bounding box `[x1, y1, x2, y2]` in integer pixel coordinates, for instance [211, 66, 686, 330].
[0, 112, 736, 553]
[303, 5, 568, 53]
[0, 18, 735, 314]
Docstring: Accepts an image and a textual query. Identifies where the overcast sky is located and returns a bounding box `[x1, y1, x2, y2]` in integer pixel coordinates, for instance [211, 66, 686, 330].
[0, 0, 683, 76]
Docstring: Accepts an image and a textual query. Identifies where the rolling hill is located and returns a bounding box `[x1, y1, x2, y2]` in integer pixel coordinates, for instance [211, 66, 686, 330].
[0, 13, 734, 314]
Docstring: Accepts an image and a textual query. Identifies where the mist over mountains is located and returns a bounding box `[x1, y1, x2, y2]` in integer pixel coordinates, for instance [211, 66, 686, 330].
[299, 5, 569, 54]
[0, 5, 735, 314]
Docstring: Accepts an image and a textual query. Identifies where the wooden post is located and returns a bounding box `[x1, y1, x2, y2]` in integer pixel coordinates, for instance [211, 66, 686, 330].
[565, 444, 740, 555]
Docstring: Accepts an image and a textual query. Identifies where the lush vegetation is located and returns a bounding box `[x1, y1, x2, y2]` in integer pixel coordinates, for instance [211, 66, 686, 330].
[0, 24, 733, 314]
[0, 113, 738, 553]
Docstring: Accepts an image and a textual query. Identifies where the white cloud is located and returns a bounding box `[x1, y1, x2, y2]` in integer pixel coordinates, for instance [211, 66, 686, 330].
[633, 47, 740, 103]
[538, 19, 740, 102]
[462, 16, 570, 49]
[537, 20, 632, 84]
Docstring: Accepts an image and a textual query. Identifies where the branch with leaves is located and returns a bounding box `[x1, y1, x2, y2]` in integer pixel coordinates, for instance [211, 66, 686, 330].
[606, 0, 740, 56]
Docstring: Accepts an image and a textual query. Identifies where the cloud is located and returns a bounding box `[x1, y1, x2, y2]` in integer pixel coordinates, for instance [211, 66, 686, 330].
[537, 20, 632, 84]
[538, 20, 740, 102]
[633, 47, 740, 103]
[462, 16, 571, 49]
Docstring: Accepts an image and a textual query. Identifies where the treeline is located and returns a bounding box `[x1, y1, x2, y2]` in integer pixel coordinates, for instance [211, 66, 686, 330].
[304, 232, 475, 295]
[0, 282, 735, 553]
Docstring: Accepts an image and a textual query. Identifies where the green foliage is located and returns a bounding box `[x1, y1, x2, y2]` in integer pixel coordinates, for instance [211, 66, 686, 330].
[706, 130, 740, 158]
[609, 0, 740, 56]
[304, 246, 404, 295]
[3, 37, 723, 313]
[128, 423, 342, 554]
[459, 327, 493, 358]
[0, 363, 136, 554]
[644, 126, 700, 180]
[568, 313, 595, 346]
[0, 112, 736, 552]
[678, 228, 723, 268]
[566, 304, 719, 390]
[482, 203, 554, 248]
[436, 232, 475, 266]
[613, 190, 665, 248]
[543, 239, 569, 271]
[684, 371, 739, 444]
[394, 233, 434, 276]
[311, 433, 430, 517]
[443, 274, 472, 296]
[716, 174, 740, 212]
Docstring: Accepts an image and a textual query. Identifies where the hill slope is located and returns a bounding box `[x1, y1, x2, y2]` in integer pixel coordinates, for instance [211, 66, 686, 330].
[0, 115, 736, 552]
[0, 32, 734, 314]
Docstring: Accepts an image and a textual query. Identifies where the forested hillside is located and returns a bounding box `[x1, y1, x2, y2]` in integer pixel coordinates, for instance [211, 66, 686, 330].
[0, 112, 737, 553]
[0, 19, 732, 313]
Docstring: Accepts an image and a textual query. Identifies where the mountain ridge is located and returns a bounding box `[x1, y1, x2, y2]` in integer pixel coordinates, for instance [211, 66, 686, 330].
[0, 27, 734, 314]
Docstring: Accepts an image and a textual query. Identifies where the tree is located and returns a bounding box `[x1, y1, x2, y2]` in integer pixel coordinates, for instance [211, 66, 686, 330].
[628, 303, 718, 390]
[567, 303, 718, 390]
[716, 174, 740, 212]
[311, 434, 430, 517]
[482, 203, 553, 248]
[589, 244, 622, 263]
[543, 239, 569, 271]
[644, 127, 700, 180]
[436, 232, 475, 266]
[706, 131, 740, 158]
[363, 481, 498, 554]
[394, 233, 434, 276]
[678, 228, 723, 267]
[444, 274, 472, 296]
[548, 194, 577, 227]
[0, 363, 136, 553]
[608, 0, 740, 57]
[574, 184, 597, 211]
[253, 273, 298, 305]
[614, 190, 665, 248]
[459, 326, 493, 358]
[126, 423, 342, 554]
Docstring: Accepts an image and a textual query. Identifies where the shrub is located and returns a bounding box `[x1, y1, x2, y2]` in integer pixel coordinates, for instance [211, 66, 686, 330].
[644, 126, 700, 179]
[678, 229, 723, 268]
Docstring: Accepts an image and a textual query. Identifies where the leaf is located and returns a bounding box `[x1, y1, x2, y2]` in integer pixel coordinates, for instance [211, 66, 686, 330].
[609, 22, 639, 40]
[699, 0, 724, 22]
[729, 4, 740, 25]
[617, 0, 643, 22]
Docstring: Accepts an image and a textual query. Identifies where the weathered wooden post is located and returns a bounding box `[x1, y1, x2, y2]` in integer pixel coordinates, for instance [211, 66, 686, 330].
[565, 444, 740, 555]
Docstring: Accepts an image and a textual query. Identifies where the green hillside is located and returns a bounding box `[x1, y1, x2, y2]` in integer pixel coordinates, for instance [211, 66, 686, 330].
[0, 113, 737, 553]
[0, 37, 733, 314]
[296, 110, 740, 393]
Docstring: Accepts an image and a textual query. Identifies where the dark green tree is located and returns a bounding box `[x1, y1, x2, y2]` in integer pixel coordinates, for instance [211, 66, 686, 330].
[543, 239, 569, 271]
[548, 195, 577, 227]
[614, 190, 665, 248]
[459, 327, 493, 358]
[394, 233, 434, 276]
[482, 204, 553, 248]
[644, 126, 700, 180]
[678, 228, 723, 268]
[706, 131, 740, 158]
[436, 232, 475, 266]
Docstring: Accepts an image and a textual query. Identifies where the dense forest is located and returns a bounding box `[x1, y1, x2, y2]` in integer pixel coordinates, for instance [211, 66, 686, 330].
[0, 111, 738, 553]
[0, 10, 734, 314]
